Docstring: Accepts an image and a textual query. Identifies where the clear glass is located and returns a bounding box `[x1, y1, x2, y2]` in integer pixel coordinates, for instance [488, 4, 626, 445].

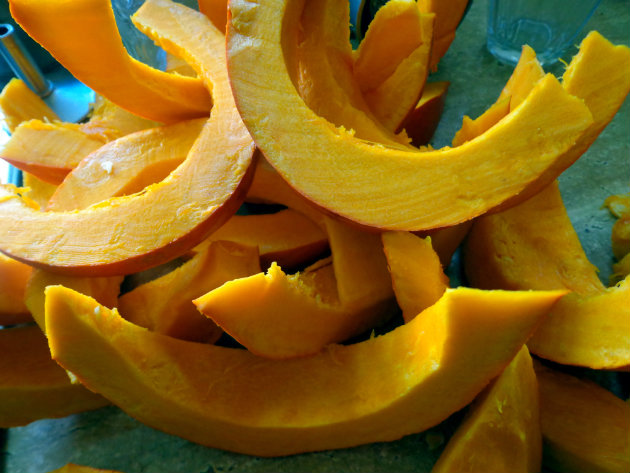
[487, 0, 601, 66]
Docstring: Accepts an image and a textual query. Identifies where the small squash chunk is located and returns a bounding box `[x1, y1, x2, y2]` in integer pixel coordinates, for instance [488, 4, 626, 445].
[294, 0, 406, 147]
[227, 0, 593, 231]
[382, 232, 448, 322]
[0, 0, 255, 276]
[22, 172, 57, 209]
[535, 363, 630, 473]
[197, 0, 228, 32]
[49, 464, 124, 473]
[417, 0, 470, 70]
[46, 284, 563, 456]
[25, 269, 123, 333]
[193, 209, 328, 270]
[81, 95, 162, 140]
[9, 0, 211, 123]
[0, 253, 32, 325]
[47, 119, 205, 211]
[0, 78, 58, 132]
[0, 325, 108, 428]
[195, 219, 394, 358]
[401, 81, 449, 147]
[432, 346, 541, 473]
[1, 119, 106, 185]
[465, 183, 630, 369]
[118, 241, 260, 343]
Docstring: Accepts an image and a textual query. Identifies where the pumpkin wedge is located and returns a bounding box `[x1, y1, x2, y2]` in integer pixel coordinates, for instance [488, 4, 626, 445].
[195, 218, 394, 358]
[0, 78, 58, 132]
[0, 252, 32, 325]
[47, 119, 205, 211]
[118, 241, 260, 343]
[80, 95, 161, 140]
[192, 209, 328, 270]
[465, 182, 630, 369]
[22, 172, 57, 209]
[227, 0, 593, 231]
[0, 0, 255, 276]
[432, 346, 541, 473]
[25, 269, 123, 332]
[535, 362, 630, 473]
[418, 0, 470, 70]
[400, 81, 449, 147]
[9, 0, 211, 123]
[382, 232, 448, 322]
[0, 325, 108, 428]
[198, 0, 228, 32]
[45, 284, 563, 456]
[1, 119, 107, 185]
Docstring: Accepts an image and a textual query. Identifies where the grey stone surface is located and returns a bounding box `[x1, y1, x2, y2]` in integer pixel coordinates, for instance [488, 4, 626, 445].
[2, 0, 629, 472]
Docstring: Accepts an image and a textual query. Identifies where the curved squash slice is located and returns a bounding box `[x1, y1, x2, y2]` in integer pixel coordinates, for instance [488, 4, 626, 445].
[382, 232, 448, 322]
[400, 81, 449, 147]
[418, 0, 470, 70]
[0, 78, 58, 132]
[465, 182, 630, 369]
[0, 0, 255, 276]
[47, 119, 205, 211]
[0, 325, 108, 428]
[0, 252, 32, 325]
[118, 240, 260, 343]
[227, 0, 593, 231]
[198, 0, 228, 32]
[45, 284, 563, 456]
[535, 362, 630, 473]
[432, 346, 541, 473]
[9, 0, 211, 123]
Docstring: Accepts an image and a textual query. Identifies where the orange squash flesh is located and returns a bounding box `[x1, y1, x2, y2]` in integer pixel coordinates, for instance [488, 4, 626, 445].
[81, 95, 162, 140]
[362, 13, 434, 132]
[535, 362, 630, 473]
[47, 119, 205, 211]
[400, 80, 449, 147]
[50, 464, 123, 473]
[0, 252, 32, 325]
[25, 269, 123, 333]
[227, 0, 593, 231]
[432, 347, 541, 473]
[294, 0, 406, 147]
[198, 0, 228, 32]
[382, 232, 448, 323]
[0, 324, 108, 428]
[22, 172, 57, 210]
[353, 0, 427, 93]
[195, 218, 394, 359]
[0, 78, 58, 132]
[465, 182, 630, 369]
[1, 119, 107, 185]
[192, 209, 328, 270]
[46, 284, 563, 456]
[0, 0, 255, 276]
[9, 0, 211, 123]
[118, 241, 260, 343]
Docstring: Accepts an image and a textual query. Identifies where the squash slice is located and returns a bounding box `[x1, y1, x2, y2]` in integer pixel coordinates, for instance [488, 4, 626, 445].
[535, 362, 630, 473]
[198, 0, 228, 32]
[226, 0, 593, 231]
[0, 252, 32, 325]
[465, 182, 630, 369]
[50, 465, 123, 473]
[45, 284, 563, 456]
[118, 240, 260, 343]
[0, 325, 108, 428]
[418, 0, 470, 70]
[0, 78, 58, 132]
[22, 172, 57, 209]
[382, 232, 448, 322]
[400, 81, 449, 147]
[432, 346, 541, 473]
[9, 0, 211, 123]
[47, 119, 205, 211]
[0, 0, 255, 276]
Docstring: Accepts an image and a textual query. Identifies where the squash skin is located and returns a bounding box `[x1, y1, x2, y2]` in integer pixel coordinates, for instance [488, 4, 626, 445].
[9, 0, 211, 123]
[535, 362, 630, 473]
[227, 0, 593, 231]
[0, 325, 108, 428]
[45, 284, 564, 457]
[0, 0, 255, 276]
[432, 347, 541, 473]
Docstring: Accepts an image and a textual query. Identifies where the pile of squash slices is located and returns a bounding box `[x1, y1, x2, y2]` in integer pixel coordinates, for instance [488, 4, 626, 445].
[0, 0, 629, 471]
